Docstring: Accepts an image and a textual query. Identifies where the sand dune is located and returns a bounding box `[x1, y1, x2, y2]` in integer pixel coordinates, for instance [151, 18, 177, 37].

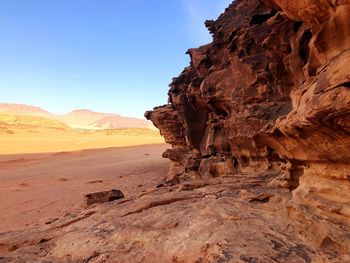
[0, 113, 70, 131]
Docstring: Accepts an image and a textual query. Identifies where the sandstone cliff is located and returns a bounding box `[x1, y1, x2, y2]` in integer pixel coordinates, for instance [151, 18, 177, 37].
[146, 0, 350, 259]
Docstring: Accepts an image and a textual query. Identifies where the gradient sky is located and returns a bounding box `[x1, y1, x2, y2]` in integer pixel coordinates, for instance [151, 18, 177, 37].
[0, 0, 231, 118]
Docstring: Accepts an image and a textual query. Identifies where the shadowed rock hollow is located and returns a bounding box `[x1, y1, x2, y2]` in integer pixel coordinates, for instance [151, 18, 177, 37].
[1, 0, 349, 262]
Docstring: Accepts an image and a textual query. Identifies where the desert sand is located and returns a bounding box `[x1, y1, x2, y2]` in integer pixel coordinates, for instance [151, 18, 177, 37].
[0, 112, 163, 154]
[0, 144, 168, 232]
[0, 150, 330, 262]
[0, 129, 164, 155]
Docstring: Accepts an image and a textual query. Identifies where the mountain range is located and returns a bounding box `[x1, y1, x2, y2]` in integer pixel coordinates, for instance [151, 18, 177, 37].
[0, 103, 153, 130]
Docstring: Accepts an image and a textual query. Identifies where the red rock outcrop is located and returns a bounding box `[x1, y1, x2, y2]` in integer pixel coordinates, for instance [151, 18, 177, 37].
[1, 1, 349, 262]
[146, 0, 350, 258]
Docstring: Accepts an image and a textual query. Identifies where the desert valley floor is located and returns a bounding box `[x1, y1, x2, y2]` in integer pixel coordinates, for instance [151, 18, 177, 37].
[0, 144, 168, 232]
[1, 143, 347, 262]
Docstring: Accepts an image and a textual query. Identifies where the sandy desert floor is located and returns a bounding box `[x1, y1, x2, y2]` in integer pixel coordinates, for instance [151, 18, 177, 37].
[0, 146, 344, 262]
[0, 144, 168, 232]
[0, 128, 164, 155]
[0, 146, 328, 262]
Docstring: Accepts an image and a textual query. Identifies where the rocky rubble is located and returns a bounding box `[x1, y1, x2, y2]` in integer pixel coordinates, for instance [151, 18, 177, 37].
[85, 189, 124, 206]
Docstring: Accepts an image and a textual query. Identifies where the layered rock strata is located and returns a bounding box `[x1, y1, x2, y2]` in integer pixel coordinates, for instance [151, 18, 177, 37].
[146, 0, 350, 257]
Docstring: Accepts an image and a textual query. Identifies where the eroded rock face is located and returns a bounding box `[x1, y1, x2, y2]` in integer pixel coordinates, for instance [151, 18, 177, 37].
[147, 0, 296, 179]
[146, 0, 350, 257]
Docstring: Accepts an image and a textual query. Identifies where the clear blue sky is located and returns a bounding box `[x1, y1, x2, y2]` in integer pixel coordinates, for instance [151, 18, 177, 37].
[0, 0, 231, 118]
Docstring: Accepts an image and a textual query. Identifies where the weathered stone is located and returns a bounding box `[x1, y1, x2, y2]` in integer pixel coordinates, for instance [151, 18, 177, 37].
[146, 0, 350, 258]
[85, 189, 124, 206]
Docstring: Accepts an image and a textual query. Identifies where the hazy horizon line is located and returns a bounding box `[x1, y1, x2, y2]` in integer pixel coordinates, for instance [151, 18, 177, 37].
[0, 101, 154, 120]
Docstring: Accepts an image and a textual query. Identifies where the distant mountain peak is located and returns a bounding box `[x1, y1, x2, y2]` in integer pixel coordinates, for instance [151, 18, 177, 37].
[0, 102, 152, 130]
[0, 102, 51, 117]
[69, 109, 99, 114]
[67, 109, 120, 117]
[89, 116, 150, 129]
[69, 109, 94, 113]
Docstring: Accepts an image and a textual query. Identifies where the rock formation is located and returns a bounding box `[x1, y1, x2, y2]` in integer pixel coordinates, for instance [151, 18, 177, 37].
[146, 0, 350, 259]
[85, 189, 124, 206]
[1, 0, 349, 262]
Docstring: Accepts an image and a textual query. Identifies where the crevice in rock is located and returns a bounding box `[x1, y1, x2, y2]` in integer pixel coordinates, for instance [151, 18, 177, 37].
[288, 167, 304, 191]
[293, 21, 303, 33]
[250, 11, 276, 25]
[299, 31, 312, 65]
